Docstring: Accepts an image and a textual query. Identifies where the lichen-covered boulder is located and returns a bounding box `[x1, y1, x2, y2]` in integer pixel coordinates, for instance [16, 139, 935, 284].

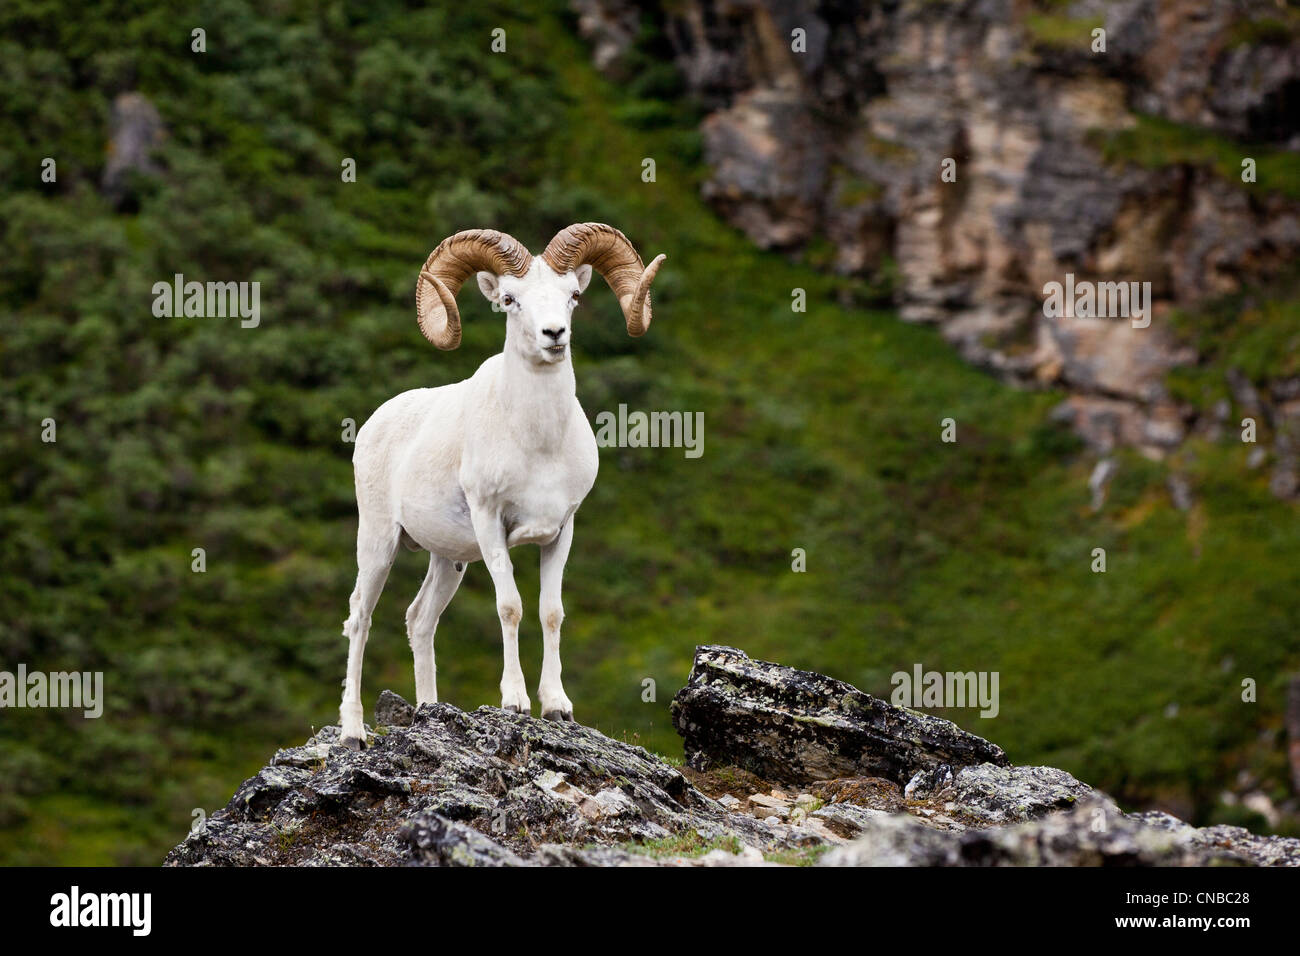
[166, 647, 1300, 867]
[670, 645, 1008, 784]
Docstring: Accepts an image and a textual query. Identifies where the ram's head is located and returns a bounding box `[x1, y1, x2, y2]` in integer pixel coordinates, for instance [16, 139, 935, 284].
[414, 223, 665, 364]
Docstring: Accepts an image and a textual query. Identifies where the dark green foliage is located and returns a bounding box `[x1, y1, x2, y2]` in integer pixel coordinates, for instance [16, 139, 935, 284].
[1167, 269, 1300, 401]
[1095, 113, 1300, 201]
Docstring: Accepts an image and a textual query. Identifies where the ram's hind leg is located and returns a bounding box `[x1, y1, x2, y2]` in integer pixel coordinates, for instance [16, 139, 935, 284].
[339, 519, 400, 750]
[406, 554, 466, 706]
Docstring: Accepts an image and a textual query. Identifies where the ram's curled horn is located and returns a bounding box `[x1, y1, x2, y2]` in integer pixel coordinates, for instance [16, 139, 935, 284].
[541, 222, 666, 336]
[416, 229, 533, 349]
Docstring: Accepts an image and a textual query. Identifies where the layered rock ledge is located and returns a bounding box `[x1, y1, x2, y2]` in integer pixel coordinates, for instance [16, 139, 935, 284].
[166, 646, 1300, 866]
[572, 0, 1300, 487]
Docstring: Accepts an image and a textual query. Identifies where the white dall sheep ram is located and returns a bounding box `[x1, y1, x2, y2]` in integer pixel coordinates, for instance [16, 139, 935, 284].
[338, 223, 666, 748]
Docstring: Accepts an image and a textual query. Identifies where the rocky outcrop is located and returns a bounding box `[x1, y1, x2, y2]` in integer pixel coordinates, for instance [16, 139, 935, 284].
[166, 646, 1300, 866]
[573, 1, 1300, 487]
[670, 644, 1007, 783]
[101, 92, 166, 208]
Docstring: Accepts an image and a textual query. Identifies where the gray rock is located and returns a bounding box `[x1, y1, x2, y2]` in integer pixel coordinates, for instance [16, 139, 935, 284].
[904, 764, 954, 801]
[166, 646, 1300, 867]
[940, 764, 1113, 825]
[375, 689, 415, 727]
[401, 810, 528, 867]
[569, 0, 641, 73]
[102, 92, 165, 207]
[167, 695, 804, 867]
[820, 800, 1229, 867]
[574, 0, 1300, 459]
[269, 742, 330, 769]
[811, 802, 892, 839]
[1188, 825, 1300, 867]
[670, 645, 1008, 784]
[1088, 458, 1119, 511]
[224, 766, 312, 821]
[1167, 473, 1195, 511]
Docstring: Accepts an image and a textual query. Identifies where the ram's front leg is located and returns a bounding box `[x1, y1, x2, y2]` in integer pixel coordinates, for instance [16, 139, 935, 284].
[470, 505, 530, 714]
[538, 517, 575, 721]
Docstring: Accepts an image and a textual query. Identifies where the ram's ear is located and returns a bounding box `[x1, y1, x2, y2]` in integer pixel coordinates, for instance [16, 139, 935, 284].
[575, 263, 593, 293]
[476, 271, 500, 303]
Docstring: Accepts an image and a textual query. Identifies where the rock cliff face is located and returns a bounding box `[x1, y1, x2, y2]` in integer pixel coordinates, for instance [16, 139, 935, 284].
[166, 647, 1300, 866]
[572, 0, 1300, 487]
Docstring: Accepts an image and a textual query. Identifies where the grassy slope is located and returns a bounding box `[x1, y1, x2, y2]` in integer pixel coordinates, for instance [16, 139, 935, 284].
[1, 0, 1297, 863]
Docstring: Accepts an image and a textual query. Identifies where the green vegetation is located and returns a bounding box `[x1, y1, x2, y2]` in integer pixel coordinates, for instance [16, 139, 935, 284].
[1228, 11, 1300, 48]
[764, 843, 832, 867]
[1, 0, 1298, 865]
[1096, 113, 1300, 201]
[1167, 270, 1300, 414]
[1023, 12, 1104, 50]
[620, 830, 742, 860]
[1176, 273, 1300, 378]
[619, 820, 831, 866]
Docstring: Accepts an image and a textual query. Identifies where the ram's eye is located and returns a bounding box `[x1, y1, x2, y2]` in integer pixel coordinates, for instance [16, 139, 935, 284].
[501, 294, 515, 307]
[571, 291, 581, 302]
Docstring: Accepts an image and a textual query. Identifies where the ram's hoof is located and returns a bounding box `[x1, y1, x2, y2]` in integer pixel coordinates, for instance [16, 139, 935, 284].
[542, 709, 574, 723]
[341, 736, 365, 751]
[503, 705, 522, 714]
